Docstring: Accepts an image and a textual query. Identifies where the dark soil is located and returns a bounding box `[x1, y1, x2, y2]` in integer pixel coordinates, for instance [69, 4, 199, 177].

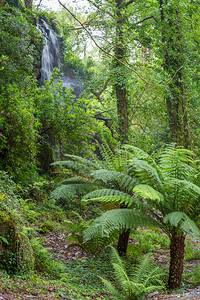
[0, 231, 199, 299]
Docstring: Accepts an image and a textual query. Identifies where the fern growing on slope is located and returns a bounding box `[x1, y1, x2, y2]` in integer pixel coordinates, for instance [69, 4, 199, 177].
[83, 145, 200, 290]
[99, 247, 165, 300]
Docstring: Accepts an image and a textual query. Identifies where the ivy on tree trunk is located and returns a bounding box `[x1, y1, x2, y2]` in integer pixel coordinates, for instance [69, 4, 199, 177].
[160, 0, 190, 149]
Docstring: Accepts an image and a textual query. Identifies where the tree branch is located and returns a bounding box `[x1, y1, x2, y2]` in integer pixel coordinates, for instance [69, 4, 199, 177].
[125, 0, 134, 7]
[57, 0, 182, 87]
[134, 15, 158, 25]
[94, 114, 116, 138]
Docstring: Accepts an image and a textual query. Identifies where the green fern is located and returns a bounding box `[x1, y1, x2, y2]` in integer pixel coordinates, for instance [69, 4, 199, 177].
[164, 212, 199, 239]
[99, 247, 165, 300]
[83, 209, 158, 242]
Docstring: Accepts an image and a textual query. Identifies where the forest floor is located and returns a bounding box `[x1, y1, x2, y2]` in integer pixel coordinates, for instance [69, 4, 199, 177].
[0, 231, 200, 300]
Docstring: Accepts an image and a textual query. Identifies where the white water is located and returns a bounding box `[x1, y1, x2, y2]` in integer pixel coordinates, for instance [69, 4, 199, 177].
[37, 18, 60, 85]
[37, 18, 82, 97]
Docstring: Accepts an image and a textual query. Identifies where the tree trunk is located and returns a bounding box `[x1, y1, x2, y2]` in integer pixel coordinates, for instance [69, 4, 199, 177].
[114, 0, 129, 142]
[159, 0, 190, 149]
[117, 229, 130, 256]
[114, 0, 130, 256]
[168, 233, 185, 290]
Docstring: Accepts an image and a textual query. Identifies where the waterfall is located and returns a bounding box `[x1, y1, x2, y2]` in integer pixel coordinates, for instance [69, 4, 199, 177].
[37, 18, 60, 86]
[37, 18, 82, 97]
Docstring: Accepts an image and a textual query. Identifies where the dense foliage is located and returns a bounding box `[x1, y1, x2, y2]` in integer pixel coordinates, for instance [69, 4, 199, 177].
[0, 0, 200, 298]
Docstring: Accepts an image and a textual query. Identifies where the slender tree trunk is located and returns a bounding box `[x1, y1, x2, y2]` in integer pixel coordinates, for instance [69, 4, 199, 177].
[114, 0, 130, 256]
[168, 233, 185, 290]
[159, 0, 190, 149]
[114, 0, 129, 142]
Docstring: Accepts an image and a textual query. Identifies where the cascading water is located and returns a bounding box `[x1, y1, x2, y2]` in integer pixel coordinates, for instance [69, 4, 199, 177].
[37, 18, 60, 86]
[37, 18, 82, 97]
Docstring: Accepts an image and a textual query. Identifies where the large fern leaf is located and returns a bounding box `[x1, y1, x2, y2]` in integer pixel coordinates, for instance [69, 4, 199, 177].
[159, 147, 196, 180]
[83, 209, 158, 242]
[51, 183, 96, 201]
[133, 184, 164, 202]
[82, 189, 142, 208]
[128, 158, 163, 190]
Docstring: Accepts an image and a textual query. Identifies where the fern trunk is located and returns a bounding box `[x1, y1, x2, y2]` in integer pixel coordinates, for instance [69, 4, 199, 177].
[117, 229, 130, 256]
[168, 233, 185, 290]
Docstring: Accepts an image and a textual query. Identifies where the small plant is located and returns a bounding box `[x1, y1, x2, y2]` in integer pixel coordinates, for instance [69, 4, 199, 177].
[184, 240, 200, 261]
[31, 237, 65, 278]
[130, 228, 170, 253]
[99, 246, 165, 300]
[39, 221, 55, 233]
[64, 211, 97, 254]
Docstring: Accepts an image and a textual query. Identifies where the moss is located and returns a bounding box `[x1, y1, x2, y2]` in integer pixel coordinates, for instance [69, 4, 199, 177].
[0, 211, 10, 223]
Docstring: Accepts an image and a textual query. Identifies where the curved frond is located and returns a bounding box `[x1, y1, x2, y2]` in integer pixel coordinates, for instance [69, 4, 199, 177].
[123, 144, 157, 167]
[51, 183, 96, 201]
[82, 189, 141, 208]
[99, 276, 125, 300]
[133, 184, 164, 202]
[90, 169, 137, 192]
[83, 209, 158, 242]
[128, 158, 163, 190]
[164, 212, 199, 239]
[159, 147, 196, 179]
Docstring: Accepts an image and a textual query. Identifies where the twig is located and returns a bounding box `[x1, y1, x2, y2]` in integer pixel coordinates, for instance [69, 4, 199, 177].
[57, 0, 183, 87]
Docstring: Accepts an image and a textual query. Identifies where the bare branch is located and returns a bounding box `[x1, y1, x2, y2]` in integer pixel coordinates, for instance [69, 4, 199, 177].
[134, 15, 158, 25]
[125, 0, 134, 7]
[91, 79, 110, 107]
[94, 114, 116, 138]
[36, 0, 43, 9]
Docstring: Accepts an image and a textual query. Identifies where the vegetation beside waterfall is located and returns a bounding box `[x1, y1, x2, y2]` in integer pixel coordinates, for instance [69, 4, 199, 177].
[0, 0, 200, 299]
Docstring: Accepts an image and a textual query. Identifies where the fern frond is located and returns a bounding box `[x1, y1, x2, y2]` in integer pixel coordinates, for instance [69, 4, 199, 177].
[159, 147, 196, 180]
[82, 189, 141, 208]
[101, 247, 165, 300]
[123, 144, 157, 166]
[99, 143, 116, 171]
[133, 184, 164, 202]
[50, 183, 96, 201]
[110, 246, 124, 270]
[164, 212, 199, 239]
[170, 179, 200, 198]
[64, 154, 99, 169]
[52, 160, 91, 173]
[83, 209, 158, 242]
[90, 169, 138, 193]
[128, 158, 163, 190]
[98, 276, 125, 300]
[91, 169, 122, 183]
